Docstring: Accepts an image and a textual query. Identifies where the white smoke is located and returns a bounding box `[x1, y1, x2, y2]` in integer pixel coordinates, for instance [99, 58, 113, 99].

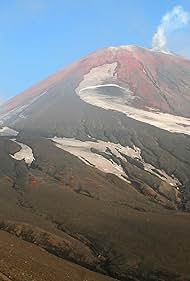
[152, 6, 190, 51]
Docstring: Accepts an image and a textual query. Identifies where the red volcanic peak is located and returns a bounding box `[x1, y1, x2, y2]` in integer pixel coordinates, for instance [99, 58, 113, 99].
[2, 45, 190, 117]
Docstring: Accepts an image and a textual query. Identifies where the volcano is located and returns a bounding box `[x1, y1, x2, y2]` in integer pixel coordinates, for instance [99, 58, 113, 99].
[0, 45, 190, 281]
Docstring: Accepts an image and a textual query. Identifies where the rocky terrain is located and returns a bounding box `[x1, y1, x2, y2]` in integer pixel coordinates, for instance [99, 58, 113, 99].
[0, 45, 190, 280]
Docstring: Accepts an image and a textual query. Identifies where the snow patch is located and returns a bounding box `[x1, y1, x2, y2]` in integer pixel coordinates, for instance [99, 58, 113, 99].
[10, 139, 35, 166]
[52, 137, 181, 188]
[80, 83, 127, 92]
[151, 47, 174, 55]
[108, 45, 148, 52]
[109, 45, 136, 51]
[76, 84, 190, 136]
[52, 136, 130, 183]
[76, 63, 118, 95]
[0, 127, 18, 137]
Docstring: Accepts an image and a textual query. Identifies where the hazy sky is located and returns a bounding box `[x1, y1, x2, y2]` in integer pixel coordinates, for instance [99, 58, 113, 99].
[0, 0, 190, 100]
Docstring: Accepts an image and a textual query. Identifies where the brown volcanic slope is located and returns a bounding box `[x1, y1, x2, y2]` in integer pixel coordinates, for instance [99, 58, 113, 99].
[1, 45, 190, 119]
[1, 135, 190, 281]
[0, 46, 190, 280]
[0, 230, 114, 281]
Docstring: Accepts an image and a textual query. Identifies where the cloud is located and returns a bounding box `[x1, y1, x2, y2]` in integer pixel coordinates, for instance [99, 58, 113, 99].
[152, 6, 190, 51]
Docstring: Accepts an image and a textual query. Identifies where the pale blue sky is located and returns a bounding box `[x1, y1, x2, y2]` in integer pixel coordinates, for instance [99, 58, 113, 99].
[0, 0, 190, 100]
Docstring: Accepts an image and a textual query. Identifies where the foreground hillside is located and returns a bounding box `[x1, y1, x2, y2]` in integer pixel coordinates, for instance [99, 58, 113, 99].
[0, 136, 190, 280]
[0, 231, 114, 281]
